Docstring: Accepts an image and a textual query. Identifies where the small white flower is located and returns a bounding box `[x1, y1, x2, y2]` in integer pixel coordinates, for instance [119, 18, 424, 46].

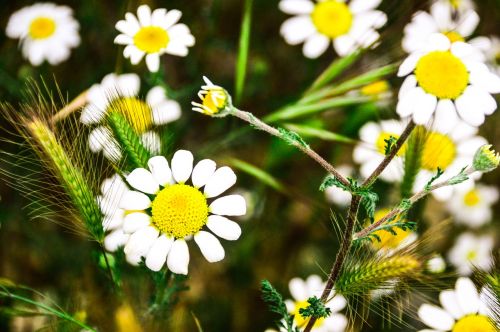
[411, 118, 487, 201]
[448, 232, 494, 276]
[279, 0, 387, 58]
[285, 275, 347, 331]
[353, 119, 406, 182]
[114, 4, 195, 72]
[6, 3, 80, 66]
[98, 174, 130, 253]
[191, 76, 231, 116]
[119, 150, 246, 274]
[402, 0, 489, 55]
[426, 254, 446, 274]
[324, 165, 353, 207]
[397, 33, 500, 127]
[80, 73, 181, 162]
[447, 184, 498, 228]
[417, 277, 496, 331]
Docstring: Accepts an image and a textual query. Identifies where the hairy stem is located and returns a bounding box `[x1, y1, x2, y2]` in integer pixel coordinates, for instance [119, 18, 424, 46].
[231, 108, 350, 187]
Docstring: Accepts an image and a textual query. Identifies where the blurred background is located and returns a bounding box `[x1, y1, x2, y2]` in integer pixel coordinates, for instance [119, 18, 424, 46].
[0, 0, 499, 331]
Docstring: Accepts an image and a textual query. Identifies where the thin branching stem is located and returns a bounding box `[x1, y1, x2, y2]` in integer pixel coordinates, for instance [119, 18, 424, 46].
[231, 108, 351, 187]
[304, 121, 416, 332]
[51, 90, 88, 124]
[362, 121, 416, 187]
[354, 167, 476, 240]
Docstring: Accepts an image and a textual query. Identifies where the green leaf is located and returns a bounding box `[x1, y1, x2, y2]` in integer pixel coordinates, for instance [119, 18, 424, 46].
[278, 127, 309, 148]
[298, 296, 331, 319]
[228, 158, 286, 193]
[260, 280, 297, 332]
[264, 96, 370, 123]
[283, 123, 355, 144]
[384, 135, 397, 155]
[319, 175, 350, 192]
[234, 0, 253, 104]
[448, 166, 469, 185]
[306, 49, 363, 93]
[424, 167, 444, 191]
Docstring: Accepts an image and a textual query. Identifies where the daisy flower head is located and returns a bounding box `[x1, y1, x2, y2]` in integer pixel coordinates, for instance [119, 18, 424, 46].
[418, 277, 497, 332]
[369, 209, 417, 254]
[285, 275, 347, 331]
[397, 33, 500, 126]
[447, 232, 494, 276]
[411, 118, 487, 201]
[80, 73, 181, 162]
[192, 76, 232, 117]
[447, 184, 499, 228]
[98, 174, 130, 253]
[279, 0, 387, 58]
[324, 165, 353, 207]
[5, 3, 80, 66]
[114, 5, 195, 72]
[402, 0, 488, 54]
[353, 119, 405, 182]
[118, 150, 246, 274]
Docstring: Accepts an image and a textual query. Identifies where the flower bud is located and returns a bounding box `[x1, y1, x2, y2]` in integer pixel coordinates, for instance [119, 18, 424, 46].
[191, 76, 232, 117]
[472, 145, 500, 173]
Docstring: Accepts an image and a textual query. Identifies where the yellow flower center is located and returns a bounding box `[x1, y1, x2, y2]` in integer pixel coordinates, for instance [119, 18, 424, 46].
[133, 26, 170, 53]
[361, 80, 390, 97]
[421, 131, 456, 171]
[463, 189, 481, 206]
[292, 300, 325, 329]
[151, 184, 208, 239]
[376, 132, 405, 156]
[202, 89, 227, 115]
[443, 31, 465, 43]
[107, 97, 153, 134]
[311, 1, 353, 38]
[29, 17, 56, 39]
[415, 51, 469, 99]
[466, 250, 478, 260]
[371, 209, 413, 250]
[449, 0, 462, 9]
[452, 314, 496, 332]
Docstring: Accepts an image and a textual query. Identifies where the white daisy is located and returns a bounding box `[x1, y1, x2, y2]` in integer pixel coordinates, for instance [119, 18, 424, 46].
[447, 232, 494, 276]
[285, 275, 347, 331]
[5, 3, 80, 66]
[114, 4, 195, 72]
[80, 73, 181, 162]
[483, 36, 500, 76]
[279, 0, 387, 58]
[447, 184, 498, 228]
[98, 174, 130, 253]
[324, 165, 353, 207]
[353, 119, 406, 182]
[418, 277, 496, 332]
[426, 254, 446, 274]
[412, 118, 487, 201]
[119, 150, 246, 274]
[402, 0, 489, 55]
[397, 33, 500, 126]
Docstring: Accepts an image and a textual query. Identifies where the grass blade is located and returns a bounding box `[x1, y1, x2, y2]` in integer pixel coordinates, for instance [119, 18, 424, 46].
[234, 0, 253, 104]
[283, 123, 356, 144]
[227, 158, 286, 193]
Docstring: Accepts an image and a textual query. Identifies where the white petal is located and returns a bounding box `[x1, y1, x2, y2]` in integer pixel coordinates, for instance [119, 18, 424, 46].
[123, 212, 151, 234]
[427, 33, 451, 52]
[152, 100, 182, 124]
[167, 239, 190, 275]
[137, 4, 152, 26]
[209, 195, 247, 216]
[418, 304, 454, 331]
[151, 8, 167, 26]
[328, 294, 347, 313]
[145, 235, 174, 271]
[396, 86, 423, 117]
[469, 69, 500, 94]
[204, 166, 237, 198]
[120, 191, 151, 210]
[439, 290, 463, 320]
[206, 215, 242, 241]
[102, 140, 122, 162]
[141, 131, 161, 154]
[148, 156, 173, 186]
[289, 278, 307, 300]
[280, 16, 316, 45]
[412, 93, 437, 124]
[398, 54, 421, 77]
[323, 313, 348, 332]
[456, 277, 480, 315]
[171, 150, 194, 183]
[88, 127, 107, 152]
[194, 231, 225, 263]
[164, 42, 189, 56]
[191, 159, 217, 188]
[126, 168, 159, 194]
[303, 34, 330, 59]
[146, 86, 166, 106]
[433, 99, 459, 133]
[114, 34, 132, 45]
[145, 53, 160, 72]
[398, 75, 417, 99]
[349, 0, 381, 14]
[117, 73, 140, 96]
[333, 35, 356, 57]
[279, 0, 314, 14]
[456, 10, 479, 37]
[124, 226, 159, 257]
[455, 87, 486, 126]
[160, 9, 182, 30]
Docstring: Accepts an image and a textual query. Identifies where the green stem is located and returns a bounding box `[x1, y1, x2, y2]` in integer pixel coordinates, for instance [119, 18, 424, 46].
[400, 125, 424, 198]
